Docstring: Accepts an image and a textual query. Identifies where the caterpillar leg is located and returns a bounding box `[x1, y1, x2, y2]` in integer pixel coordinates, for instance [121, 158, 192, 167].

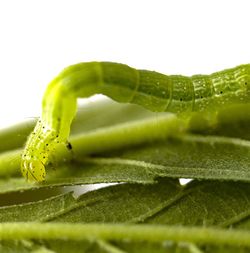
[21, 119, 52, 181]
[66, 141, 73, 150]
[21, 159, 46, 182]
[66, 141, 74, 159]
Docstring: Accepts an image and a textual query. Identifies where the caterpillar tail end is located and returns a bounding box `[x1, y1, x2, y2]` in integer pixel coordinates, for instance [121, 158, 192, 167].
[21, 159, 46, 182]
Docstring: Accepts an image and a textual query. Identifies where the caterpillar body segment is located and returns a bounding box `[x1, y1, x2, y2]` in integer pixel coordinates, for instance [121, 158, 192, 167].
[21, 62, 250, 181]
[42, 62, 250, 114]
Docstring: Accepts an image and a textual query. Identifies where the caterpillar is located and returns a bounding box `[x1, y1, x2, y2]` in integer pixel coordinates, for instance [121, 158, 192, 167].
[21, 62, 250, 181]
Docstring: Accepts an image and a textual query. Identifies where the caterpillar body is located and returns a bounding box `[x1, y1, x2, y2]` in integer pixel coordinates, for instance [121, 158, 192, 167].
[21, 62, 250, 181]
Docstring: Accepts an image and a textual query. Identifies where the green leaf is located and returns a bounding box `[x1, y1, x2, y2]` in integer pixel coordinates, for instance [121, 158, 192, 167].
[98, 134, 250, 182]
[1, 179, 250, 251]
[0, 192, 75, 222]
[1, 100, 250, 252]
[44, 180, 250, 230]
[0, 132, 250, 195]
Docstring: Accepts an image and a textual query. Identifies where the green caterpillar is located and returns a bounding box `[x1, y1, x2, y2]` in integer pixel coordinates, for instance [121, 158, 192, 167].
[21, 62, 250, 181]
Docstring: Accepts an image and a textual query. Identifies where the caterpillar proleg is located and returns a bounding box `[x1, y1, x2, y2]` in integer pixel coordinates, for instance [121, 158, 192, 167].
[21, 62, 250, 181]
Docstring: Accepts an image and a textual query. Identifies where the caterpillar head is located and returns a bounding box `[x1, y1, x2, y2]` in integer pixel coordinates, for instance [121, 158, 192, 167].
[21, 159, 46, 182]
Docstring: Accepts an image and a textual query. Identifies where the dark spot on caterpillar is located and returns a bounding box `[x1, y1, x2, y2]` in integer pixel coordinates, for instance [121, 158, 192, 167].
[43, 156, 45, 159]
[66, 142, 72, 150]
[56, 135, 59, 138]
[42, 126, 45, 129]
[201, 96, 203, 98]
[245, 82, 248, 85]
[180, 98, 183, 101]
[220, 91, 223, 94]
[46, 143, 49, 146]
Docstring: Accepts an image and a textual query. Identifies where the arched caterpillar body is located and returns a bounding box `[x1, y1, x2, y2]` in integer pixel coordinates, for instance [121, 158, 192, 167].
[21, 62, 250, 181]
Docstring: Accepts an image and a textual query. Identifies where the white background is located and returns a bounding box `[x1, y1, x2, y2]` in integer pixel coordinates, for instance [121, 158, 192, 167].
[0, 0, 250, 129]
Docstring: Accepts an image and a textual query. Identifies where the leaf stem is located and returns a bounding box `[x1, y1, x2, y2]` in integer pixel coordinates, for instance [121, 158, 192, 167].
[65, 114, 184, 157]
[0, 114, 184, 177]
[0, 223, 250, 247]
